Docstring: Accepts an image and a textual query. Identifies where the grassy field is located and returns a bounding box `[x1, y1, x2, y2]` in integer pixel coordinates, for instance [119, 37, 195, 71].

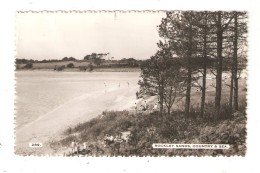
[17, 61, 141, 72]
[17, 61, 90, 69]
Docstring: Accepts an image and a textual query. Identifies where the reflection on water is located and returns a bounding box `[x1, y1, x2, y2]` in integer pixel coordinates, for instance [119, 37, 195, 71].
[15, 71, 140, 129]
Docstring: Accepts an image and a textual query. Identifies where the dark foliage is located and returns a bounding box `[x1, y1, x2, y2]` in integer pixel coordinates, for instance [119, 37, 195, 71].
[66, 63, 74, 68]
[23, 62, 33, 69]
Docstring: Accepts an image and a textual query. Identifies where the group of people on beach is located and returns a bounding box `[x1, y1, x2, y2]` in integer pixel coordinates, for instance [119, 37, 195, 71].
[104, 81, 130, 88]
[68, 140, 106, 156]
[134, 100, 158, 113]
[103, 133, 130, 147]
[103, 81, 130, 93]
[69, 141, 88, 155]
[68, 132, 131, 155]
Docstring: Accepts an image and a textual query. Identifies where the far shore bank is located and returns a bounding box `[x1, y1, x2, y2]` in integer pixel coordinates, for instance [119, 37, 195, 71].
[15, 67, 141, 73]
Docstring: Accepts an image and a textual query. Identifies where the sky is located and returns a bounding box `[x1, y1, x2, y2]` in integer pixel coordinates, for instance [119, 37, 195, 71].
[16, 11, 166, 60]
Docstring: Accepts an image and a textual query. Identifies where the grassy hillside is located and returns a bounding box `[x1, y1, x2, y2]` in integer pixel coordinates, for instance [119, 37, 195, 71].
[50, 100, 246, 156]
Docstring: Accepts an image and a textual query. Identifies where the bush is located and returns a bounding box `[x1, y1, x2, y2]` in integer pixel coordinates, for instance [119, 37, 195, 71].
[57, 65, 65, 71]
[79, 66, 87, 71]
[67, 63, 74, 68]
[24, 63, 33, 69]
[88, 63, 94, 71]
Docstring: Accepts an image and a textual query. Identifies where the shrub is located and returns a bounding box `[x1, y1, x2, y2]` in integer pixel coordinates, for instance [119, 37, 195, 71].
[55, 65, 65, 71]
[24, 62, 33, 69]
[79, 66, 87, 71]
[67, 63, 74, 68]
[88, 63, 94, 71]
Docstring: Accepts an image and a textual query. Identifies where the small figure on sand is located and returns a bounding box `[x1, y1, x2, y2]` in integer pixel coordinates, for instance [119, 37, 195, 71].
[139, 105, 145, 111]
[114, 134, 122, 144]
[127, 82, 129, 87]
[134, 102, 137, 113]
[70, 140, 80, 155]
[71, 140, 76, 153]
[104, 82, 107, 93]
[83, 142, 87, 151]
[104, 134, 115, 146]
[103, 134, 109, 146]
[109, 135, 114, 141]
[75, 142, 80, 155]
[137, 101, 148, 112]
[153, 103, 158, 111]
[144, 100, 147, 110]
[118, 83, 121, 88]
[136, 91, 139, 99]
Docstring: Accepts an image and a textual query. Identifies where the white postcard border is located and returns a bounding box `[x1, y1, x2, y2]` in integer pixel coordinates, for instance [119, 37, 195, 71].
[0, 0, 260, 173]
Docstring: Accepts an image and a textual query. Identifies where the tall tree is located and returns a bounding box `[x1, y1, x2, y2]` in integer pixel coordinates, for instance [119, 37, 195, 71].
[163, 59, 186, 115]
[184, 14, 193, 118]
[232, 12, 247, 111]
[158, 11, 199, 118]
[213, 12, 235, 119]
[233, 12, 239, 111]
[218, 11, 247, 114]
[196, 11, 210, 117]
[138, 42, 172, 115]
[215, 12, 224, 119]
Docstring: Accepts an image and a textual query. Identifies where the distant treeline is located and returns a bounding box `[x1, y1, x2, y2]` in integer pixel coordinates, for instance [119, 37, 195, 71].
[16, 54, 245, 71]
[16, 57, 76, 64]
[15, 53, 145, 70]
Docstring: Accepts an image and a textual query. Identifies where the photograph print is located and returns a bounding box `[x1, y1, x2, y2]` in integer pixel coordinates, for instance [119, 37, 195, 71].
[15, 11, 247, 156]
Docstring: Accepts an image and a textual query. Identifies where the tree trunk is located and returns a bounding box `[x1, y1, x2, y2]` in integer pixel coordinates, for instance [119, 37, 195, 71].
[229, 70, 234, 114]
[215, 12, 223, 120]
[229, 35, 235, 114]
[233, 12, 239, 111]
[167, 106, 171, 116]
[167, 87, 173, 116]
[201, 59, 207, 117]
[200, 13, 208, 118]
[159, 85, 164, 116]
[185, 60, 192, 118]
[185, 22, 193, 118]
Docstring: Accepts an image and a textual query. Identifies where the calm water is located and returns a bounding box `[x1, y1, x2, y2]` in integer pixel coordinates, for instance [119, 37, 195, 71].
[15, 71, 140, 129]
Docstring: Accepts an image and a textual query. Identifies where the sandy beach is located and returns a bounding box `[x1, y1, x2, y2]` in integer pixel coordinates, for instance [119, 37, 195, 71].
[15, 71, 141, 155]
[16, 85, 140, 155]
